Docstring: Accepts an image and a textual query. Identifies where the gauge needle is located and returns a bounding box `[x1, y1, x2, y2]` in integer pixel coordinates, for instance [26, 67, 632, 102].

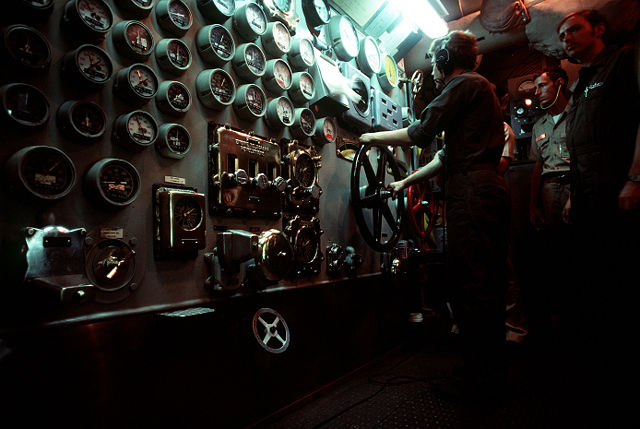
[48, 161, 60, 173]
[105, 251, 135, 279]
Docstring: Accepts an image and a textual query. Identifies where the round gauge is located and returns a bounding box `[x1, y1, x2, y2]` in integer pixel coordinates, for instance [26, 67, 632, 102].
[196, 24, 235, 65]
[62, 44, 114, 88]
[156, 80, 192, 115]
[291, 107, 316, 138]
[196, 68, 236, 110]
[115, 0, 154, 18]
[264, 58, 292, 94]
[156, 0, 193, 37]
[378, 54, 399, 92]
[114, 63, 159, 105]
[357, 36, 381, 76]
[292, 151, 315, 187]
[4, 145, 76, 201]
[257, 229, 293, 281]
[155, 38, 192, 74]
[265, 95, 294, 129]
[113, 110, 158, 150]
[12, 0, 55, 18]
[197, 0, 236, 23]
[262, 21, 291, 58]
[287, 37, 315, 71]
[517, 79, 535, 96]
[57, 100, 106, 142]
[294, 225, 318, 263]
[2, 25, 52, 71]
[232, 43, 266, 82]
[233, 1, 267, 41]
[302, 0, 330, 28]
[63, 0, 114, 38]
[156, 123, 191, 159]
[0, 83, 50, 128]
[314, 116, 337, 144]
[174, 196, 203, 231]
[233, 84, 266, 120]
[112, 20, 155, 60]
[288, 71, 315, 105]
[85, 158, 141, 207]
[328, 15, 359, 61]
[86, 239, 136, 291]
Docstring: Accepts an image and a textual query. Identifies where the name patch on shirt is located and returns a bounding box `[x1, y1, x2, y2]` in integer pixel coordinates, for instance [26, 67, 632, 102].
[536, 133, 546, 142]
[584, 82, 604, 98]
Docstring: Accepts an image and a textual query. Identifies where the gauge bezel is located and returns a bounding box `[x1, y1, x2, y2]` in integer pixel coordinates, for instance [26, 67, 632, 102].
[378, 54, 399, 92]
[114, 63, 159, 105]
[314, 116, 337, 144]
[357, 36, 381, 76]
[57, 100, 107, 142]
[156, 123, 192, 159]
[62, 44, 114, 88]
[112, 20, 155, 61]
[232, 1, 267, 42]
[196, 24, 235, 65]
[113, 110, 159, 151]
[155, 80, 192, 116]
[62, 0, 115, 39]
[264, 58, 293, 95]
[85, 158, 142, 207]
[291, 149, 316, 188]
[197, 0, 236, 23]
[155, 38, 192, 74]
[287, 37, 315, 71]
[262, 21, 292, 58]
[13, 0, 55, 18]
[293, 224, 320, 264]
[291, 107, 316, 138]
[265, 95, 294, 129]
[196, 68, 237, 110]
[0, 83, 50, 128]
[156, 0, 193, 37]
[301, 0, 330, 28]
[232, 42, 266, 82]
[115, 0, 154, 18]
[288, 71, 315, 105]
[233, 83, 266, 120]
[327, 15, 359, 61]
[2, 25, 52, 71]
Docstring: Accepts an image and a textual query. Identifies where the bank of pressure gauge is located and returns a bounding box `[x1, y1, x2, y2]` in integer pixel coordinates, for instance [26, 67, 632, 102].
[302, 0, 330, 28]
[196, 68, 236, 110]
[62, 0, 114, 39]
[114, 63, 159, 105]
[265, 95, 294, 129]
[197, 24, 235, 66]
[4, 146, 76, 201]
[115, 0, 154, 18]
[197, 0, 236, 23]
[233, 84, 266, 120]
[291, 107, 315, 139]
[378, 54, 399, 92]
[313, 116, 337, 144]
[113, 110, 158, 150]
[156, 0, 193, 37]
[287, 37, 315, 71]
[232, 43, 266, 82]
[112, 20, 155, 61]
[357, 36, 381, 76]
[263, 58, 292, 94]
[156, 80, 192, 115]
[262, 21, 291, 58]
[233, 1, 267, 41]
[327, 15, 359, 61]
[85, 158, 141, 207]
[2, 25, 52, 71]
[156, 123, 191, 159]
[62, 44, 114, 89]
[0, 83, 50, 128]
[288, 71, 315, 105]
[156, 38, 192, 74]
[57, 100, 107, 142]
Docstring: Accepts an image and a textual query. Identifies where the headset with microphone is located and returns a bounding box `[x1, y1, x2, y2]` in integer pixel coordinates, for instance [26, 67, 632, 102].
[434, 46, 454, 76]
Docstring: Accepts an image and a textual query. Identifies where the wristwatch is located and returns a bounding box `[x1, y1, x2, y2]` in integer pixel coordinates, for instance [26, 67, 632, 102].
[629, 175, 640, 182]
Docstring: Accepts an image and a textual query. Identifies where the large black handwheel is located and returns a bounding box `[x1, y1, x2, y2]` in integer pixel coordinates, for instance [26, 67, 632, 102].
[350, 142, 405, 252]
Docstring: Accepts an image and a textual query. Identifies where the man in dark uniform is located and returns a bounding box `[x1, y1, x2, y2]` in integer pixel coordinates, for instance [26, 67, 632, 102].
[360, 30, 509, 400]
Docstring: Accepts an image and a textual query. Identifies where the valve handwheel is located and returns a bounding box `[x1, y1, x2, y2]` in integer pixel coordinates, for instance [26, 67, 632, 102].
[406, 180, 439, 240]
[350, 142, 405, 252]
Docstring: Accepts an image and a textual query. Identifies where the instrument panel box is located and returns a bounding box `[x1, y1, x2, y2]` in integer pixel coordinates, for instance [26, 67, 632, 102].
[371, 87, 402, 131]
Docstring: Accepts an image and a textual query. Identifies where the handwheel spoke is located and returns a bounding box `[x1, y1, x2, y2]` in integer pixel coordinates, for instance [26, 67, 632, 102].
[361, 156, 376, 184]
[376, 150, 386, 183]
[382, 203, 398, 232]
[372, 207, 382, 240]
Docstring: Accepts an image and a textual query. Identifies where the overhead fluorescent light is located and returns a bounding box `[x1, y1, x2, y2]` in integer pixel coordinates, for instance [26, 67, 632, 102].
[392, 0, 448, 38]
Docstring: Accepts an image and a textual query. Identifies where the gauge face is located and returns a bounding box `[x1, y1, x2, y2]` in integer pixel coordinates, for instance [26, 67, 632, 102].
[276, 97, 293, 125]
[246, 3, 267, 35]
[299, 109, 315, 135]
[322, 117, 336, 142]
[273, 60, 292, 90]
[209, 24, 234, 60]
[76, 0, 114, 32]
[211, 69, 235, 103]
[313, 0, 329, 21]
[299, 38, 315, 67]
[167, 0, 192, 29]
[299, 73, 314, 98]
[160, 38, 191, 71]
[132, 0, 153, 6]
[165, 124, 191, 154]
[215, 0, 235, 14]
[126, 111, 157, 145]
[97, 160, 140, 204]
[163, 81, 191, 112]
[19, 147, 75, 199]
[294, 152, 315, 187]
[70, 102, 105, 138]
[88, 240, 135, 291]
[358, 36, 381, 75]
[128, 64, 158, 97]
[335, 16, 359, 59]
[382, 54, 398, 88]
[294, 226, 317, 263]
[302, 0, 330, 27]
[246, 85, 265, 116]
[76, 45, 113, 83]
[273, 21, 291, 53]
[3, 25, 51, 70]
[174, 196, 203, 231]
[124, 21, 154, 57]
[245, 44, 266, 75]
[1, 83, 49, 127]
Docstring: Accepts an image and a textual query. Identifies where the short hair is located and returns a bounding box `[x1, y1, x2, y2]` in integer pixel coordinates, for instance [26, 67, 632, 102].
[557, 9, 607, 35]
[535, 66, 569, 86]
[426, 36, 447, 61]
[442, 30, 478, 71]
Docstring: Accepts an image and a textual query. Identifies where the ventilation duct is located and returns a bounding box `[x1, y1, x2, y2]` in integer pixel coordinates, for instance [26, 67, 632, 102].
[480, 0, 530, 33]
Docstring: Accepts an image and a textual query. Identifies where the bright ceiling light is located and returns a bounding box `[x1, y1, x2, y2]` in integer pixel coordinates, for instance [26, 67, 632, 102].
[393, 0, 448, 39]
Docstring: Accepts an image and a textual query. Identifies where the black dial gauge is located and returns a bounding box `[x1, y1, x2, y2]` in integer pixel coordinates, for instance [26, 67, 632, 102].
[232, 43, 266, 82]
[0, 83, 50, 128]
[63, 0, 114, 38]
[115, 0, 154, 18]
[357, 36, 381, 76]
[196, 68, 236, 110]
[174, 196, 203, 231]
[287, 37, 315, 71]
[112, 20, 155, 60]
[233, 1, 267, 41]
[263, 58, 292, 94]
[262, 21, 291, 58]
[197, 0, 236, 23]
[265, 95, 294, 129]
[156, 0, 193, 37]
[233, 83, 266, 120]
[156, 123, 191, 159]
[294, 225, 318, 263]
[302, 0, 330, 28]
[291, 107, 315, 138]
[113, 110, 158, 150]
[327, 15, 359, 61]
[57, 100, 106, 142]
[314, 116, 336, 144]
[196, 24, 235, 66]
[4, 145, 76, 201]
[156, 80, 192, 115]
[86, 239, 136, 291]
[292, 150, 315, 187]
[2, 25, 52, 71]
[85, 158, 141, 207]
[155, 38, 192, 74]
[288, 71, 315, 105]
[62, 44, 114, 89]
[114, 63, 159, 105]
[378, 54, 399, 92]
[11, 0, 55, 19]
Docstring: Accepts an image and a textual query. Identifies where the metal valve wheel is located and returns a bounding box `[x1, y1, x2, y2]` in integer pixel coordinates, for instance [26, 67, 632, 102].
[252, 308, 290, 354]
[406, 180, 440, 240]
[350, 142, 405, 252]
